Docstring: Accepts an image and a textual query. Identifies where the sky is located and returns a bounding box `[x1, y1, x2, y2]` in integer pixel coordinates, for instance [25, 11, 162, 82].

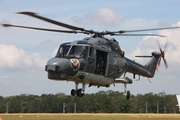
[0, 0, 180, 97]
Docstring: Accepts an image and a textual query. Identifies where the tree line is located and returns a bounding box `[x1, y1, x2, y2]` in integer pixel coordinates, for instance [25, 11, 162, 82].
[0, 90, 178, 113]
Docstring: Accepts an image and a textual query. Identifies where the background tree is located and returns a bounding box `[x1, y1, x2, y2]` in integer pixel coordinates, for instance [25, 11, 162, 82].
[0, 91, 178, 113]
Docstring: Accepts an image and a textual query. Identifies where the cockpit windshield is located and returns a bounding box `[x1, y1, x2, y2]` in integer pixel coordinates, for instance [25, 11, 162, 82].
[56, 44, 70, 57]
[56, 45, 88, 58]
[69, 46, 88, 58]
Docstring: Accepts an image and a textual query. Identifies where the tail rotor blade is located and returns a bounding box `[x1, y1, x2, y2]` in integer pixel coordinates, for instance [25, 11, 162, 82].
[157, 40, 163, 53]
[162, 56, 168, 69]
[157, 57, 161, 66]
[164, 41, 168, 52]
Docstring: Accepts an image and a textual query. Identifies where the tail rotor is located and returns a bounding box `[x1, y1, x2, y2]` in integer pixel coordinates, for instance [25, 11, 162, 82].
[156, 40, 168, 69]
[135, 40, 168, 70]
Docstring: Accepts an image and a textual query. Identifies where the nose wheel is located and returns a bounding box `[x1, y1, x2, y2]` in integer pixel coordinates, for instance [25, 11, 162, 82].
[71, 89, 76, 96]
[71, 83, 85, 97]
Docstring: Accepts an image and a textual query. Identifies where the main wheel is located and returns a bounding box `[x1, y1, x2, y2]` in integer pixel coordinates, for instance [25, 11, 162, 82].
[126, 90, 130, 100]
[77, 89, 84, 97]
[71, 89, 76, 96]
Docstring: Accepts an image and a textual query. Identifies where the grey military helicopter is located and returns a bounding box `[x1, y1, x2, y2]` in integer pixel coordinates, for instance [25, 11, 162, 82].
[2, 12, 180, 99]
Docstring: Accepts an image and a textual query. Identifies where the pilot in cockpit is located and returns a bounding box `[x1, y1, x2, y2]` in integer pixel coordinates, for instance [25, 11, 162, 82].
[69, 46, 88, 58]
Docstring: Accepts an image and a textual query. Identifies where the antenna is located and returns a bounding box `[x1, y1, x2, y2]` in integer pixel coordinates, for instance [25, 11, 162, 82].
[146, 101, 148, 113]
[6, 101, 9, 114]
[74, 103, 76, 113]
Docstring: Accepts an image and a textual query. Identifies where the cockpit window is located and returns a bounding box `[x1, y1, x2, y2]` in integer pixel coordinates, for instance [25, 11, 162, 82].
[56, 44, 70, 57]
[69, 46, 88, 58]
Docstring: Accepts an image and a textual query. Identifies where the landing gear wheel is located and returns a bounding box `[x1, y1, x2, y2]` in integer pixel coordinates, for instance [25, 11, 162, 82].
[77, 89, 84, 97]
[126, 90, 130, 100]
[71, 89, 76, 96]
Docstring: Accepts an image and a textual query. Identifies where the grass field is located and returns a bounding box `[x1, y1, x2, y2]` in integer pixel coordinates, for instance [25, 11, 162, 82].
[0, 113, 180, 120]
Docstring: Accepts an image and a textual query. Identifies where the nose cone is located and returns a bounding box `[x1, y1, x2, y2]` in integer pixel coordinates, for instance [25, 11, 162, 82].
[46, 58, 70, 71]
[45, 58, 71, 80]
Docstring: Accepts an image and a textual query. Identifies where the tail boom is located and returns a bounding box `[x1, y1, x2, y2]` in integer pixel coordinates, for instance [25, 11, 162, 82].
[125, 52, 161, 78]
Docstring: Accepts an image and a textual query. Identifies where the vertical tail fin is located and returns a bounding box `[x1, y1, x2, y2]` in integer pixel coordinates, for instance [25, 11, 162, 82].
[144, 52, 161, 77]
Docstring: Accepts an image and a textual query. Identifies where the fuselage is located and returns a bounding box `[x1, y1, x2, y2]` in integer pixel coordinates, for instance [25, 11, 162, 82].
[45, 36, 128, 87]
[45, 36, 160, 87]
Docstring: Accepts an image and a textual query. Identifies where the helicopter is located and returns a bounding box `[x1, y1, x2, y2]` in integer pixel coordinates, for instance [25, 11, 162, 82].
[2, 11, 180, 99]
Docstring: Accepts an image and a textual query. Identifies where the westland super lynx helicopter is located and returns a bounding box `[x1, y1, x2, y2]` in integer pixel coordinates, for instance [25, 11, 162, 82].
[2, 12, 180, 99]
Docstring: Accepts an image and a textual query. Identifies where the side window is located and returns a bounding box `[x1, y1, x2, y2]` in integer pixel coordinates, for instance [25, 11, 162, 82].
[89, 47, 93, 58]
[88, 47, 95, 58]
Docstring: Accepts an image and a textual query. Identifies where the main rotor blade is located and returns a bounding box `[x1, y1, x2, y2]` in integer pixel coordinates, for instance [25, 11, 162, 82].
[135, 56, 152, 57]
[2, 23, 83, 34]
[111, 33, 166, 37]
[118, 26, 180, 33]
[17, 11, 86, 31]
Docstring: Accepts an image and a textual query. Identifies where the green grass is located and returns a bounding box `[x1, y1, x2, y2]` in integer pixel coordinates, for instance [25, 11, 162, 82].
[0, 113, 180, 120]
